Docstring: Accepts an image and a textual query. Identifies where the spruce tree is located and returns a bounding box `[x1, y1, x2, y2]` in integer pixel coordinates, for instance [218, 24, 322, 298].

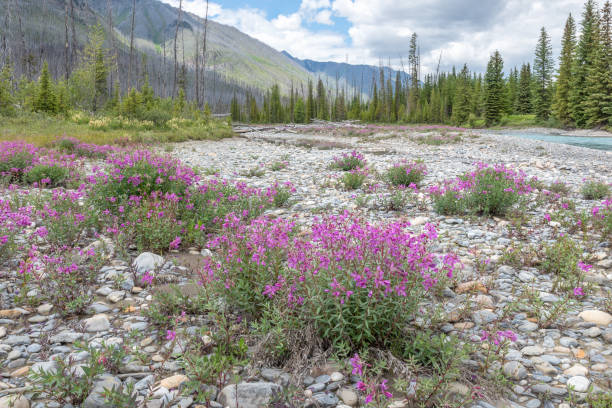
[570, 0, 600, 127]
[517, 63, 533, 114]
[506, 68, 519, 114]
[585, 1, 612, 127]
[316, 79, 328, 120]
[452, 64, 472, 125]
[0, 62, 14, 115]
[306, 80, 314, 122]
[294, 97, 305, 123]
[230, 93, 240, 122]
[34, 61, 57, 114]
[93, 46, 108, 112]
[533, 27, 554, 121]
[554, 14, 577, 125]
[270, 84, 282, 123]
[484, 51, 504, 126]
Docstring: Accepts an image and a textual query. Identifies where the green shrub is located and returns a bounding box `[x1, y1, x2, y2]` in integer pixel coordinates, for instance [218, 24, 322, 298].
[541, 235, 583, 291]
[342, 169, 367, 190]
[582, 181, 610, 200]
[385, 161, 426, 187]
[432, 165, 532, 217]
[331, 151, 366, 171]
[25, 164, 70, 187]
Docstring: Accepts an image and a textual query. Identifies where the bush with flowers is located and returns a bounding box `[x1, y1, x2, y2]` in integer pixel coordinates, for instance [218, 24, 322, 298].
[385, 160, 427, 187]
[431, 163, 533, 216]
[331, 150, 367, 171]
[200, 211, 460, 354]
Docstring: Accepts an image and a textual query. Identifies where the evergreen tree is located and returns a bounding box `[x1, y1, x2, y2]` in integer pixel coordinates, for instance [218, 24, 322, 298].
[452, 64, 472, 125]
[533, 27, 554, 120]
[270, 84, 282, 123]
[294, 96, 305, 123]
[0, 62, 15, 115]
[34, 61, 57, 114]
[517, 63, 533, 114]
[506, 68, 518, 114]
[306, 80, 314, 122]
[230, 93, 240, 122]
[316, 79, 328, 120]
[484, 51, 504, 126]
[570, 0, 600, 127]
[554, 14, 577, 125]
[93, 45, 108, 112]
[585, 1, 612, 127]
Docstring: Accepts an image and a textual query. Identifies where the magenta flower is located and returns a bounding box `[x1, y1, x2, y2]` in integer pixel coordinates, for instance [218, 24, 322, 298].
[169, 236, 181, 250]
[141, 271, 154, 285]
[578, 261, 592, 272]
[350, 353, 363, 376]
[573, 287, 584, 297]
[166, 330, 176, 341]
[544, 213, 551, 222]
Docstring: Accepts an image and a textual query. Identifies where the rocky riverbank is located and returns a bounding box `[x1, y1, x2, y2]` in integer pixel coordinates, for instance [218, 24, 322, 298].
[1, 124, 611, 408]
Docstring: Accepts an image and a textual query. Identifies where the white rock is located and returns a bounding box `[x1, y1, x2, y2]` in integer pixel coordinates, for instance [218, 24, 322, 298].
[566, 376, 590, 392]
[578, 310, 612, 326]
[84, 314, 111, 332]
[133, 252, 164, 276]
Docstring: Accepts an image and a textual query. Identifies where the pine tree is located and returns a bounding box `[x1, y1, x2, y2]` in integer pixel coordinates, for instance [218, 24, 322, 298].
[270, 84, 282, 123]
[517, 63, 533, 114]
[306, 80, 314, 122]
[230, 93, 240, 122]
[34, 61, 57, 114]
[452, 64, 472, 125]
[484, 51, 504, 126]
[585, 1, 612, 127]
[554, 14, 577, 125]
[316, 79, 328, 120]
[93, 45, 108, 112]
[570, 0, 600, 127]
[533, 27, 554, 120]
[0, 62, 14, 115]
[294, 96, 305, 123]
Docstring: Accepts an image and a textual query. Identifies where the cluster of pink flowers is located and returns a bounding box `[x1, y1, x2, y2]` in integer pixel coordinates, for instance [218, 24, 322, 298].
[201, 210, 460, 313]
[429, 163, 533, 199]
[56, 137, 121, 158]
[350, 353, 393, 404]
[0, 141, 82, 184]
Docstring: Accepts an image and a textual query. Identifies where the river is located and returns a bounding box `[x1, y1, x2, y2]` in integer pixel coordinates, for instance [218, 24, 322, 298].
[492, 130, 612, 152]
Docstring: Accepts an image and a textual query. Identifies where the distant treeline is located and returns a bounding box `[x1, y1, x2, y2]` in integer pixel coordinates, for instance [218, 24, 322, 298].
[232, 0, 611, 129]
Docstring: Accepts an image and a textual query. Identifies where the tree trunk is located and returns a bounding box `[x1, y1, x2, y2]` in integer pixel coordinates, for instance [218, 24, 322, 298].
[128, 0, 136, 89]
[195, 35, 199, 107]
[200, 0, 209, 108]
[107, 0, 120, 89]
[69, 0, 76, 71]
[1, 0, 11, 63]
[172, 0, 182, 98]
[64, 1, 70, 79]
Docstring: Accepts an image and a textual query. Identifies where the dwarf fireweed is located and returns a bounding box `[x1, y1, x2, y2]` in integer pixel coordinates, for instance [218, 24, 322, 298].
[200, 211, 459, 353]
[332, 150, 367, 171]
[431, 163, 533, 216]
[386, 160, 427, 187]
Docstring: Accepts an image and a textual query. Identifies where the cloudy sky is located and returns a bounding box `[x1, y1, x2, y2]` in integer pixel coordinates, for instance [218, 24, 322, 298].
[160, 0, 589, 74]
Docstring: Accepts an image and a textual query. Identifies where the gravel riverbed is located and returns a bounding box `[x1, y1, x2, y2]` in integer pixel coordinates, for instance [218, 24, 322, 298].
[1, 125, 611, 408]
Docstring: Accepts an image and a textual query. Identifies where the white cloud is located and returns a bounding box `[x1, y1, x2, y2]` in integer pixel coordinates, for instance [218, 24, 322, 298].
[162, 0, 589, 73]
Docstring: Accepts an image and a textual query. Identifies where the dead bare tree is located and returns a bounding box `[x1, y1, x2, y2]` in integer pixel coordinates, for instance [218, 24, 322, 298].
[64, 1, 70, 79]
[2, 0, 12, 64]
[162, 33, 167, 97]
[107, 0, 120, 89]
[200, 0, 209, 107]
[172, 0, 183, 98]
[128, 0, 136, 89]
[69, 0, 76, 70]
[195, 34, 200, 106]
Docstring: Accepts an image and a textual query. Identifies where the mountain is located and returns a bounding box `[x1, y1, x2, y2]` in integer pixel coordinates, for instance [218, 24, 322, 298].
[88, 0, 312, 93]
[2, 0, 313, 107]
[282, 51, 410, 96]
